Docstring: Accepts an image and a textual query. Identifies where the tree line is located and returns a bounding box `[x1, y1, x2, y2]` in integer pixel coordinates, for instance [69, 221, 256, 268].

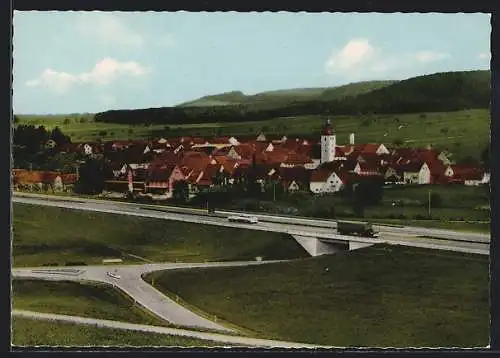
[94, 70, 490, 125]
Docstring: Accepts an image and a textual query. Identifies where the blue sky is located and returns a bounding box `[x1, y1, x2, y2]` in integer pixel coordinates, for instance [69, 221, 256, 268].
[13, 11, 491, 114]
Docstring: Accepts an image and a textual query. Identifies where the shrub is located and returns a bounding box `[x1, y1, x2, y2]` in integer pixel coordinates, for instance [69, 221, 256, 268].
[393, 139, 403, 147]
[361, 119, 371, 127]
[440, 127, 449, 134]
[98, 130, 108, 136]
[430, 192, 443, 208]
[65, 261, 87, 266]
[414, 214, 431, 220]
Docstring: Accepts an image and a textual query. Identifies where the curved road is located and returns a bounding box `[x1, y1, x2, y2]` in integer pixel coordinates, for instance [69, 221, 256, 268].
[12, 310, 327, 348]
[12, 260, 283, 333]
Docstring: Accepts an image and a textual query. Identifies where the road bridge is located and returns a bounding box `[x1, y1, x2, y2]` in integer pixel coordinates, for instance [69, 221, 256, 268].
[13, 193, 490, 256]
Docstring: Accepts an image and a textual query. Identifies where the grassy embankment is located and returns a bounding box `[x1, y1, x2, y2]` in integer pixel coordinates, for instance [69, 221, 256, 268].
[12, 203, 307, 267]
[144, 245, 490, 347]
[11, 317, 225, 347]
[12, 279, 169, 327]
[16, 109, 489, 161]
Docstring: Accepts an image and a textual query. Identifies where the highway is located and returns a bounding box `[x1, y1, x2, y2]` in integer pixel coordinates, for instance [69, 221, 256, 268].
[12, 310, 329, 348]
[13, 193, 490, 255]
[12, 260, 282, 333]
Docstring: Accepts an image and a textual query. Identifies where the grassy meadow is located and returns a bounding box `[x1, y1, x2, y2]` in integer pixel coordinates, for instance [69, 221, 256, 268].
[12, 203, 307, 267]
[16, 108, 489, 161]
[12, 279, 169, 327]
[11, 317, 226, 347]
[144, 244, 490, 347]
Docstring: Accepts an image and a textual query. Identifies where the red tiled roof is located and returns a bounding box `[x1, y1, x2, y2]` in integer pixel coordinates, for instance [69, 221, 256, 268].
[233, 144, 254, 159]
[279, 166, 309, 182]
[355, 143, 384, 154]
[310, 169, 334, 183]
[179, 151, 212, 171]
[147, 164, 177, 182]
[398, 161, 424, 173]
[14, 170, 62, 184]
[309, 162, 344, 183]
[282, 152, 313, 166]
[449, 164, 485, 181]
[61, 173, 78, 184]
[357, 161, 381, 173]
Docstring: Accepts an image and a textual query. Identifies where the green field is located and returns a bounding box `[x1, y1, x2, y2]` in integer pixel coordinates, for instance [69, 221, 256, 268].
[12, 279, 169, 327]
[12, 203, 307, 267]
[144, 245, 490, 347]
[15, 109, 489, 161]
[11, 317, 225, 347]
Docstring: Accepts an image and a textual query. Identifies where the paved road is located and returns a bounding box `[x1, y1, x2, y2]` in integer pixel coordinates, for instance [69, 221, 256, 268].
[14, 192, 490, 240]
[12, 310, 328, 348]
[13, 195, 490, 255]
[12, 261, 281, 333]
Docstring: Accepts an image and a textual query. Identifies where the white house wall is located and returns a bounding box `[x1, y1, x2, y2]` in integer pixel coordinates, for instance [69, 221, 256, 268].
[310, 172, 343, 194]
[376, 144, 390, 155]
[418, 164, 431, 184]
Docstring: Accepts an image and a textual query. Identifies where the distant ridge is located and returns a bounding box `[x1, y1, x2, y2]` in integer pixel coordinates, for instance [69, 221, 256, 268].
[177, 80, 397, 108]
[90, 70, 490, 125]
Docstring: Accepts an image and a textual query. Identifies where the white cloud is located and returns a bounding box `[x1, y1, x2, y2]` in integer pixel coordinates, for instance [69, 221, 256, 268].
[325, 38, 378, 76]
[478, 52, 491, 60]
[75, 12, 175, 49]
[413, 51, 450, 63]
[26, 58, 150, 94]
[325, 38, 451, 79]
[76, 12, 144, 48]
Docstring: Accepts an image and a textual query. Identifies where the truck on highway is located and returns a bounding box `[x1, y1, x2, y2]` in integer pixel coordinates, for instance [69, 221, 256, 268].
[228, 215, 259, 224]
[337, 221, 379, 237]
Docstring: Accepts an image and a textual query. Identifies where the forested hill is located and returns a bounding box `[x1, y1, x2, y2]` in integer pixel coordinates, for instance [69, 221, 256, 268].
[94, 70, 490, 125]
[177, 80, 397, 108]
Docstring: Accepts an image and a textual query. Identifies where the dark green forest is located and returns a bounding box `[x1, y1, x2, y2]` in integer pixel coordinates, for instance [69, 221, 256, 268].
[94, 70, 490, 126]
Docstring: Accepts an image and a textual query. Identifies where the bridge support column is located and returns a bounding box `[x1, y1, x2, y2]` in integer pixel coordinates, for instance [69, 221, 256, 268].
[292, 235, 346, 257]
[349, 241, 374, 251]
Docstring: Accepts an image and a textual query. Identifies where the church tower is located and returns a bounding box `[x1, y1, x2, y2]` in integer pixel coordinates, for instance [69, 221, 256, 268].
[321, 118, 336, 163]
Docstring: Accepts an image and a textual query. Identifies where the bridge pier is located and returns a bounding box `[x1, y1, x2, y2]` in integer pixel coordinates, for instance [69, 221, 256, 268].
[292, 235, 347, 256]
[349, 241, 374, 251]
[292, 235, 375, 257]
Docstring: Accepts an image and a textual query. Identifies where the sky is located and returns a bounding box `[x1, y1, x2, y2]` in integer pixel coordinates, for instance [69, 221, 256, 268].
[12, 11, 491, 114]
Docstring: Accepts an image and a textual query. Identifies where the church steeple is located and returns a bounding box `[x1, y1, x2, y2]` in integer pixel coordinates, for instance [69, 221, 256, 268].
[320, 118, 336, 163]
[322, 118, 334, 136]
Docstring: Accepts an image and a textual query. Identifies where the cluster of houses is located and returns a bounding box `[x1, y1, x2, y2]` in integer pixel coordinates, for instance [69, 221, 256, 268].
[12, 169, 78, 192]
[12, 119, 490, 199]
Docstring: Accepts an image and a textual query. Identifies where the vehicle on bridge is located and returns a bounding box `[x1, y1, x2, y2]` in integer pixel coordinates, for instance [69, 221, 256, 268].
[227, 215, 259, 224]
[337, 221, 379, 238]
[106, 271, 121, 279]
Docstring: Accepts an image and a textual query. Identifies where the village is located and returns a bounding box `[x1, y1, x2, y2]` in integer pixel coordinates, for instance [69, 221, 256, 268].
[12, 119, 490, 201]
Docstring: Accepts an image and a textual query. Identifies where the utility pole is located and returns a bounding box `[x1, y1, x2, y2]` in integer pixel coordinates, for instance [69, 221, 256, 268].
[428, 189, 431, 217]
[273, 182, 276, 201]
